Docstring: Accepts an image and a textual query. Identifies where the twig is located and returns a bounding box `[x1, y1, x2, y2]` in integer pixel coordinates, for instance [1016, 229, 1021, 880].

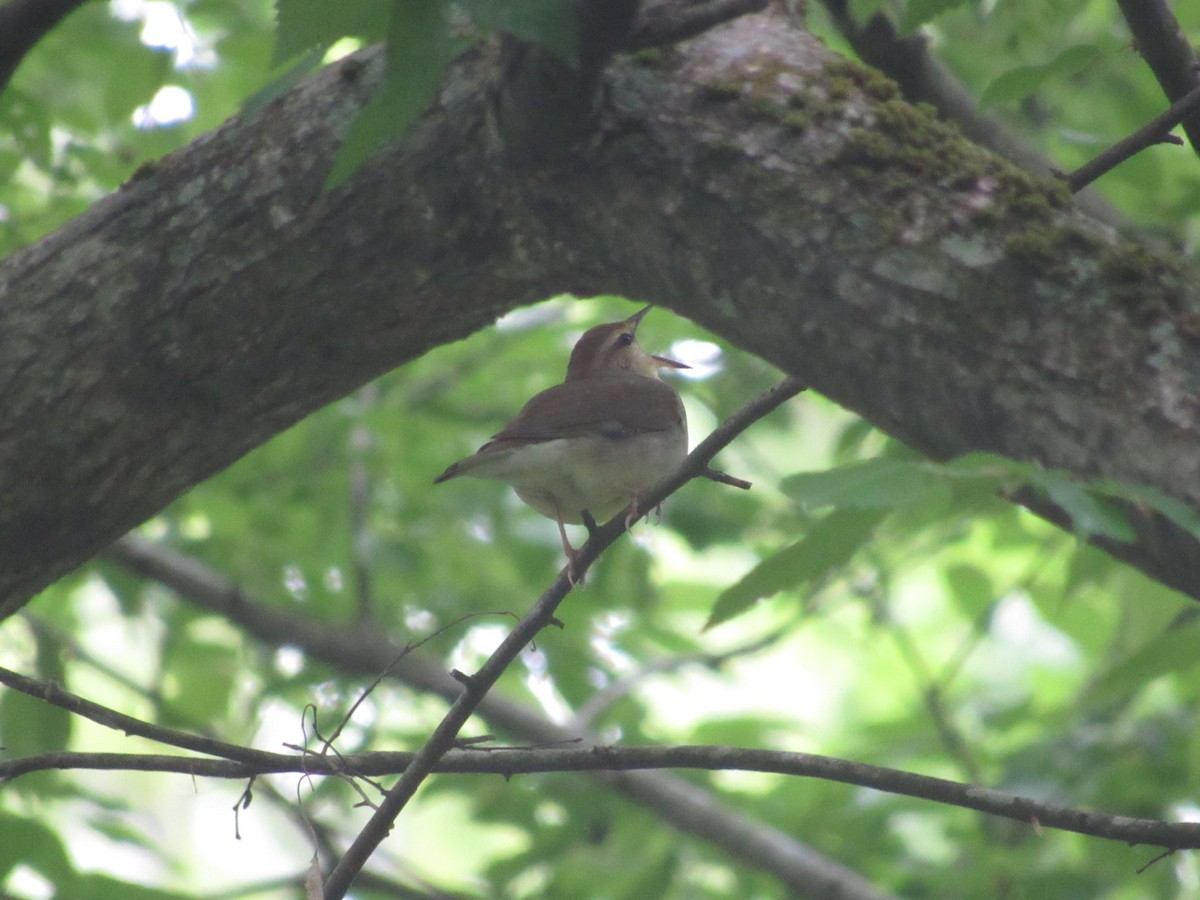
[6, 743, 1200, 851]
[0, 664, 283, 767]
[318, 610, 516, 756]
[703, 466, 752, 490]
[1063, 84, 1200, 192]
[570, 630, 784, 731]
[321, 377, 806, 899]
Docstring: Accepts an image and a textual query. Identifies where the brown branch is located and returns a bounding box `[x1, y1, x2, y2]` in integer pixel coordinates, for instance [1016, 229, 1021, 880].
[321, 376, 806, 899]
[6, 743, 1200, 851]
[1064, 84, 1200, 192]
[0, 663, 285, 767]
[1116, 0, 1200, 155]
[703, 465, 752, 490]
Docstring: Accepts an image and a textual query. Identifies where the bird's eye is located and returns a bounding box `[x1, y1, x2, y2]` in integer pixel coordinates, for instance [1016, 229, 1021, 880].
[617, 332, 634, 347]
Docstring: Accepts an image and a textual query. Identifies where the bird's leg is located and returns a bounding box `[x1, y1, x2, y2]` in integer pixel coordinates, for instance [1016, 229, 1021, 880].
[552, 500, 583, 584]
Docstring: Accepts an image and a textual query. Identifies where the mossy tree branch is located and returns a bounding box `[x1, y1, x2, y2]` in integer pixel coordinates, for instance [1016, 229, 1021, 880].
[3, 10, 1200, 618]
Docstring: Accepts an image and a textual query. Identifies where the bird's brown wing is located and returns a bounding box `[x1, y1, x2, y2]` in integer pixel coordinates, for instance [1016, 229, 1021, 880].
[488, 377, 685, 446]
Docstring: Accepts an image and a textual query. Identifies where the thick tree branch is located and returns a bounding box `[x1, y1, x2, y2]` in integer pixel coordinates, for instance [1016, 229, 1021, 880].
[1116, 0, 1200, 155]
[6, 10, 1200, 620]
[105, 527, 894, 900]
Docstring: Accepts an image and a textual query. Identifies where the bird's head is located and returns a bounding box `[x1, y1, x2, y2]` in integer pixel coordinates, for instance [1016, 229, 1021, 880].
[565, 306, 689, 380]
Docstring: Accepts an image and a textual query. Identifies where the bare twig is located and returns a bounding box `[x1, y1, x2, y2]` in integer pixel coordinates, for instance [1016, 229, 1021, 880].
[6, 742, 1200, 852]
[1063, 84, 1200, 192]
[0, 663, 283, 767]
[570, 630, 784, 731]
[703, 466, 752, 490]
[321, 377, 806, 898]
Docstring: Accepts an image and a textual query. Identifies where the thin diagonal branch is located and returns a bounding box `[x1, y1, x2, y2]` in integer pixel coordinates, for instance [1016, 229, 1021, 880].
[1064, 84, 1200, 192]
[105, 512, 893, 899]
[322, 377, 806, 899]
[569, 630, 784, 731]
[0, 663, 284, 766]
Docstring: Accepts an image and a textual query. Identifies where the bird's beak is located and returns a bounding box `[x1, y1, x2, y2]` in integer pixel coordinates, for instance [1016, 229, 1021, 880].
[653, 354, 690, 369]
[626, 305, 653, 329]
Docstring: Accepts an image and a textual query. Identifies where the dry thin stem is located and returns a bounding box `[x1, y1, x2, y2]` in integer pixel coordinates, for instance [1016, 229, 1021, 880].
[1064, 84, 1200, 192]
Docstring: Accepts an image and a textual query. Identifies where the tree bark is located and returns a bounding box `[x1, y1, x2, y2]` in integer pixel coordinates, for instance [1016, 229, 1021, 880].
[3, 9, 1200, 617]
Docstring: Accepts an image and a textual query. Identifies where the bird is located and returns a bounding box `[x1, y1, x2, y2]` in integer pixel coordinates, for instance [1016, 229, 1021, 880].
[433, 306, 689, 578]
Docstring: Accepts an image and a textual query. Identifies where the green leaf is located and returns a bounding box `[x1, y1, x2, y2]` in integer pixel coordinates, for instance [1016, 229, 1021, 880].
[943, 562, 995, 620]
[1032, 469, 1135, 542]
[162, 641, 240, 724]
[457, 0, 579, 64]
[706, 508, 885, 629]
[0, 686, 72, 757]
[782, 458, 947, 510]
[939, 451, 1037, 485]
[72, 873, 194, 900]
[273, 0, 391, 65]
[0, 812, 75, 883]
[1091, 478, 1200, 540]
[900, 0, 969, 34]
[981, 44, 1102, 109]
[242, 48, 326, 116]
[0, 628, 72, 757]
[1086, 617, 1200, 708]
[326, 0, 452, 188]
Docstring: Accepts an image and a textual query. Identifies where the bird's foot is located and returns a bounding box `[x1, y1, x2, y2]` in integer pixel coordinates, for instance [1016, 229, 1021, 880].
[623, 495, 664, 530]
[565, 547, 584, 586]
